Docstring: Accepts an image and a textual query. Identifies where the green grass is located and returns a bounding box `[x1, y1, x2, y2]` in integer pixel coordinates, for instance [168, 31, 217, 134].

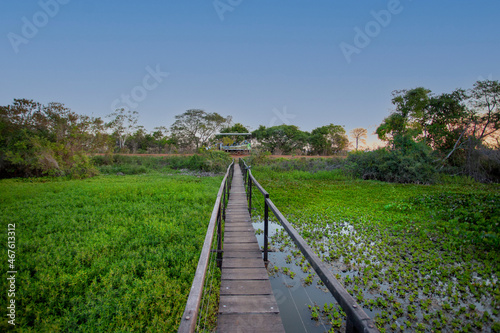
[0, 173, 222, 332]
[250, 166, 500, 332]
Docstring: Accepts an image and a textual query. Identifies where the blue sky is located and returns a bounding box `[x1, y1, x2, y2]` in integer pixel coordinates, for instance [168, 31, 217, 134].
[1, 1, 499, 143]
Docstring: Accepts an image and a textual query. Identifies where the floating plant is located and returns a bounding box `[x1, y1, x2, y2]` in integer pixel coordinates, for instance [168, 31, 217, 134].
[249, 166, 500, 332]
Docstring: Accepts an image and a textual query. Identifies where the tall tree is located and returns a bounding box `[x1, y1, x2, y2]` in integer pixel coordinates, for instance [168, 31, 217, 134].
[170, 109, 230, 150]
[106, 109, 139, 150]
[426, 89, 469, 153]
[350, 128, 368, 150]
[376, 81, 500, 179]
[0, 99, 108, 178]
[469, 80, 500, 143]
[252, 125, 309, 154]
[219, 123, 250, 147]
[310, 124, 348, 155]
[376, 87, 432, 145]
[220, 123, 249, 134]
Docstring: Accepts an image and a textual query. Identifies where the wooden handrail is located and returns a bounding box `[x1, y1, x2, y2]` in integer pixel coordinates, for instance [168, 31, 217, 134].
[240, 158, 378, 333]
[178, 161, 234, 333]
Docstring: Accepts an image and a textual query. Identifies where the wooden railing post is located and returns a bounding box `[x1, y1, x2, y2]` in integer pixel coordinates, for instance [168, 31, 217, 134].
[248, 175, 252, 215]
[222, 179, 226, 221]
[243, 164, 247, 186]
[217, 202, 223, 268]
[264, 194, 270, 263]
[346, 316, 358, 333]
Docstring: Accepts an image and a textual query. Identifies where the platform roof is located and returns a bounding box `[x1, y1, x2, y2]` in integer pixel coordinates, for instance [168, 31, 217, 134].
[215, 133, 252, 136]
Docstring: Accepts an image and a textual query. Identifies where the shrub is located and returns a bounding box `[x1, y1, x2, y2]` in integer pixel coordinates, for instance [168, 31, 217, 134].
[345, 144, 437, 184]
[1, 99, 110, 179]
[198, 150, 233, 172]
[92, 151, 232, 175]
[246, 155, 344, 173]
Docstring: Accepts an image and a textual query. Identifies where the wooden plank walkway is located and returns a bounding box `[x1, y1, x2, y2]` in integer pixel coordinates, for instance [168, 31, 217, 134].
[217, 163, 285, 333]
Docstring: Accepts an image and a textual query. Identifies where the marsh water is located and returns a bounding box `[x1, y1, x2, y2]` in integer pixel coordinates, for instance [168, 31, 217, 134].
[251, 219, 344, 332]
[251, 214, 496, 332]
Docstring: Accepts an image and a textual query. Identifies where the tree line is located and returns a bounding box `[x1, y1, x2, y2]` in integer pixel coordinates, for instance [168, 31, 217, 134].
[0, 79, 498, 181]
[108, 109, 367, 155]
[371, 80, 499, 182]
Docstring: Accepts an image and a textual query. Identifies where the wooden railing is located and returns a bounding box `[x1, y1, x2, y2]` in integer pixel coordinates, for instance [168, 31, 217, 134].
[178, 161, 234, 333]
[239, 158, 378, 333]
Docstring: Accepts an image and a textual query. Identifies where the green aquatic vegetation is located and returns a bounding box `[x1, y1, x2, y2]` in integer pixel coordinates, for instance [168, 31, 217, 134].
[432, 318, 443, 329]
[376, 297, 388, 309]
[394, 304, 404, 318]
[356, 292, 364, 304]
[0, 173, 223, 332]
[415, 323, 426, 332]
[375, 315, 387, 329]
[304, 274, 313, 285]
[250, 166, 500, 332]
[420, 299, 432, 312]
[308, 304, 321, 321]
[406, 192, 500, 250]
[311, 309, 319, 321]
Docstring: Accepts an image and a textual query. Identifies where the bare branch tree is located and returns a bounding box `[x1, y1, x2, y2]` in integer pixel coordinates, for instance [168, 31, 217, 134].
[106, 109, 139, 150]
[350, 128, 368, 151]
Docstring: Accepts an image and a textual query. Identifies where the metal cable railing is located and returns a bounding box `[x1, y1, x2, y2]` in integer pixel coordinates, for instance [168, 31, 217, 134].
[239, 158, 378, 333]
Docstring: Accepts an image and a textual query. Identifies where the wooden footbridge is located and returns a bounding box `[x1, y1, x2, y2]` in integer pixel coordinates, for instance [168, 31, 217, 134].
[217, 163, 284, 332]
[178, 160, 378, 333]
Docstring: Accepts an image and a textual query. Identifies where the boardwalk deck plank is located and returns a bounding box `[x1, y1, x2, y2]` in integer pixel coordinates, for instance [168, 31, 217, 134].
[221, 268, 269, 280]
[224, 236, 259, 244]
[222, 258, 266, 268]
[220, 280, 273, 296]
[222, 251, 262, 259]
[219, 295, 279, 314]
[223, 243, 261, 252]
[217, 163, 284, 333]
[224, 226, 254, 232]
[217, 314, 285, 333]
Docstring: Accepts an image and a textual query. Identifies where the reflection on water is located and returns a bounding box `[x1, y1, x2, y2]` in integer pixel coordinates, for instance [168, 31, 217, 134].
[252, 219, 343, 333]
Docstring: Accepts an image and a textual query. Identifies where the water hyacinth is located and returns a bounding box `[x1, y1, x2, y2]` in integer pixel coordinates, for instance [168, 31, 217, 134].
[249, 166, 500, 332]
